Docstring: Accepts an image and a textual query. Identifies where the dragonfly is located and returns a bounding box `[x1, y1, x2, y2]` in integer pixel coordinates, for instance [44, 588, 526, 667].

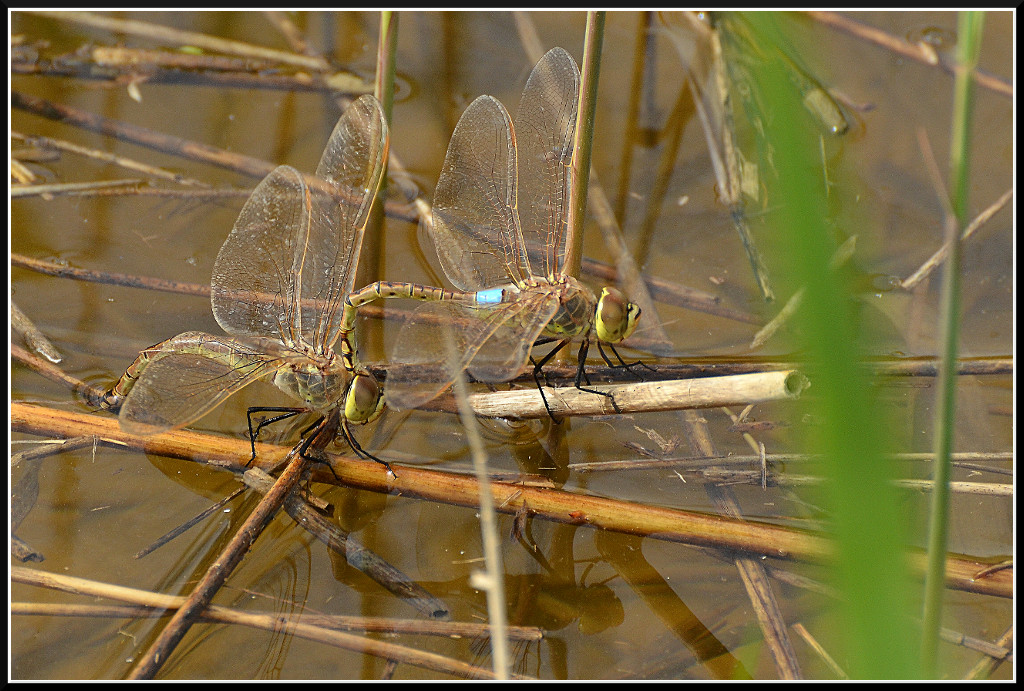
[102, 94, 391, 470]
[339, 47, 641, 413]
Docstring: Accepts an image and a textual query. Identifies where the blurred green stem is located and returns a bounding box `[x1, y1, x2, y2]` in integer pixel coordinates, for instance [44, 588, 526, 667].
[920, 10, 985, 676]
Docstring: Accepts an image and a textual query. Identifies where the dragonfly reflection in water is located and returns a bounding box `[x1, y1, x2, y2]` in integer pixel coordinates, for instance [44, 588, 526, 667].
[340, 48, 641, 413]
[103, 94, 392, 470]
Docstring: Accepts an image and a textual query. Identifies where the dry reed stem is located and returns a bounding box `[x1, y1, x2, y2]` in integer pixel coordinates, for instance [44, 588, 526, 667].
[11, 567, 520, 679]
[27, 11, 333, 71]
[11, 401, 1011, 599]
[467, 370, 807, 419]
[10, 601, 542, 641]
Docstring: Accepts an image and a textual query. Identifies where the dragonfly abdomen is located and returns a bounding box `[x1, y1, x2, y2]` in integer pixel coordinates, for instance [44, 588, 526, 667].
[102, 331, 266, 411]
[339, 280, 467, 369]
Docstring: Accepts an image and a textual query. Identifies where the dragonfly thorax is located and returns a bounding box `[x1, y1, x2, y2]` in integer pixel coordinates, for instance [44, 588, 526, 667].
[542, 276, 596, 339]
[272, 353, 349, 412]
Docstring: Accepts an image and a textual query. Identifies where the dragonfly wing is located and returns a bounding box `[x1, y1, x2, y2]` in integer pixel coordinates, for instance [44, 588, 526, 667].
[118, 332, 284, 435]
[464, 291, 560, 384]
[383, 292, 559, 411]
[514, 47, 580, 279]
[211, 165, 309, 347]
[308, 94, 389, 352]
[432, 95, 531, 292]
[212, 95, 388, 355]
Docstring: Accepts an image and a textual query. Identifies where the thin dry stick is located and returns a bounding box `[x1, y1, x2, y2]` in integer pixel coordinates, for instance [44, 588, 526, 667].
[571, 450, 1013, 473]
[134, 488, 246, 559]
[792, 622, 849, 679]
[11, 179, 145, 198]
[11, 601, 542, 641]
[454, 371, 509, 679]
[902, 188, 1012, 289]
[11, 567, 521, 679]
[12, 130, 211, 187]
[28, 10, 332, 71]
[11, 402, 1013, 599]
[805, 11, 1011, 98]
[13, 56, 370, 94]
[90, 45, 279, 71]
[127, 415, 333, 679]
[687, 408, 802, 679]
[696, 468, 1012, 497]
[12, 91, 277, 179]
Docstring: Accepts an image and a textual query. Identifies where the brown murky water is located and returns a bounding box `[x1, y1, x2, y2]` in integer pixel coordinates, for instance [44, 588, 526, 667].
[11, 11, 1012, 679]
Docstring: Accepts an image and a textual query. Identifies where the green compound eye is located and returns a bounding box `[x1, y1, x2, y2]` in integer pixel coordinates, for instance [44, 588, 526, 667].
[345, 371, 384, 423]
[594, 287, 641, 343]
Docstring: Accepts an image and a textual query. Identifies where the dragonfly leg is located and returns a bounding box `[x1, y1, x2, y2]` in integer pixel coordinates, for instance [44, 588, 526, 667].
[295, 416, 343, 482]
[597, 341, 656, 380]
[339, 419, 396, 478]
[574, 338, 622, 414]
[246, 406, 305, 466]
[531, 339, 572, 421]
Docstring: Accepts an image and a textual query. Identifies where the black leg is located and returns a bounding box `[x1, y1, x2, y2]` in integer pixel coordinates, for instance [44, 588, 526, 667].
[531, 339, 572, 421]
[597, 341, 656, 380]
[294, 416, 343, 482]
[246, 406, 305, 466]
[574, 338, 622, 413]
[339, 420, 396, 477]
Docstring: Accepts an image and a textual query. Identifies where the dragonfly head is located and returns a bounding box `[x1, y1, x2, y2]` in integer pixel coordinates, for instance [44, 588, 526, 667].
[594, 287, 641, 343]
[345, 370, 384, 424]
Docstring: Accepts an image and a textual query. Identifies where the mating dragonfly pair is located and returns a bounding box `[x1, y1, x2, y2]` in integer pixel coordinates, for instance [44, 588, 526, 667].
[103, 48, 642, 473]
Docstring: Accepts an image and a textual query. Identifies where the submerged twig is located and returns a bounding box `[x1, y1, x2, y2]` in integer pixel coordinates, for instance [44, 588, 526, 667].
[242, 466, 450, 621]
[12, 91, 276, 180]
[11, 300, 63, 363]
[11, 344, 107, 406]
[902, 188, 1012, 290]
[127, 414, 334, 679]
[805, 11, 1011, 98]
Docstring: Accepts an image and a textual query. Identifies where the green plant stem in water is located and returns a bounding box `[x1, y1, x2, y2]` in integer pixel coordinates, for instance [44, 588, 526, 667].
[920, 10, 985, 677]
[739, 12, 918, 678]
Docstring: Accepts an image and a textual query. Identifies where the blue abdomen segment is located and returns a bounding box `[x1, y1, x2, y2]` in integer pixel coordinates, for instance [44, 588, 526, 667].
[474, 288, 506, 305]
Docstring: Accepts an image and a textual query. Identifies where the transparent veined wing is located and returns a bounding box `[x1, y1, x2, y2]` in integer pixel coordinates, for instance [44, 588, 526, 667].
[383, 291, 560, 411]
[513, 47, 580, 280]
[118, 331, 289, 435]
[211, 95, 388, 357]
[211, 165, 313, 351]
[308, 94, 389, 351]
[431, 95, 530, 292]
